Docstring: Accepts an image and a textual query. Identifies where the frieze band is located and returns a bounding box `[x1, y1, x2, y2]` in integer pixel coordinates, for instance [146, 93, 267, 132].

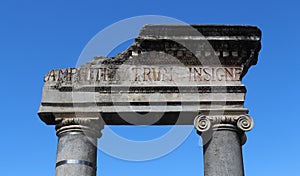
[44, 66, 243, 84]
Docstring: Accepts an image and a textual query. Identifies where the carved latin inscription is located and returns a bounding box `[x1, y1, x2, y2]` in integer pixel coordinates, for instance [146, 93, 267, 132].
[44, 66, 243, 84]
[189, 67, 242, 81]
[132, 67, 173, 81]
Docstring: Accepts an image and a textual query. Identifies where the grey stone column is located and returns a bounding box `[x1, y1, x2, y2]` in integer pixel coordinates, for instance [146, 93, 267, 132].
[55, 118, 104, 176]
[194, 115, 253, 176]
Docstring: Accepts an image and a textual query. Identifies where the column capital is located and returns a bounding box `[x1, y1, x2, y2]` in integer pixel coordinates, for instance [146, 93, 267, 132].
[55, 117, 104, 138]
[194, 114, 254, 145]
[194, 114, 254, 132]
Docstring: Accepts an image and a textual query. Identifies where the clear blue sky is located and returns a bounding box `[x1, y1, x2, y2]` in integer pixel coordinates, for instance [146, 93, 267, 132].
[0, 0, 299, 175]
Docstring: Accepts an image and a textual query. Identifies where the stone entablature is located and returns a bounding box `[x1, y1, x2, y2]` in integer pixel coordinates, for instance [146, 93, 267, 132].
[38, 25, 261, 126]
[38, 24, 262, 176]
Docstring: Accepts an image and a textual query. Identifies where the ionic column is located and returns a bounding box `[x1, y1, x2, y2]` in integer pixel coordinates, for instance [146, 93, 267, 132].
[194, 114, 254, 176]
[54, 117, 104, 176]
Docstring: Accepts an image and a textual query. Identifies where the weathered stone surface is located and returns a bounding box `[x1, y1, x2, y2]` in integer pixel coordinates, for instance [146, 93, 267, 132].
[55, 133, 98, 176]
[37, 24, 262, 176]
[203, 130, 244, 176]
[54, 117, 103, 176]
[38, 25, 261, 126]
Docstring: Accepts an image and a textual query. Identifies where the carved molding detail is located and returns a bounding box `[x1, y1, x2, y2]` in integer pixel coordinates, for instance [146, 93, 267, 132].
[56, 85, 246, 94]
[55, 118, 104, 138]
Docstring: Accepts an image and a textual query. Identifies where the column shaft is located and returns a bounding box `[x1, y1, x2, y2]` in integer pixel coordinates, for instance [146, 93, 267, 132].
[203, 130, 244, 176]
[56, 132, 98, 176]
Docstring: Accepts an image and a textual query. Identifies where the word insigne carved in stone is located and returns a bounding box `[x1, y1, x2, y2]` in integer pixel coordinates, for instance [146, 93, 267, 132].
[188, 67, 242, 81]
[44, 66, 243, 84]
